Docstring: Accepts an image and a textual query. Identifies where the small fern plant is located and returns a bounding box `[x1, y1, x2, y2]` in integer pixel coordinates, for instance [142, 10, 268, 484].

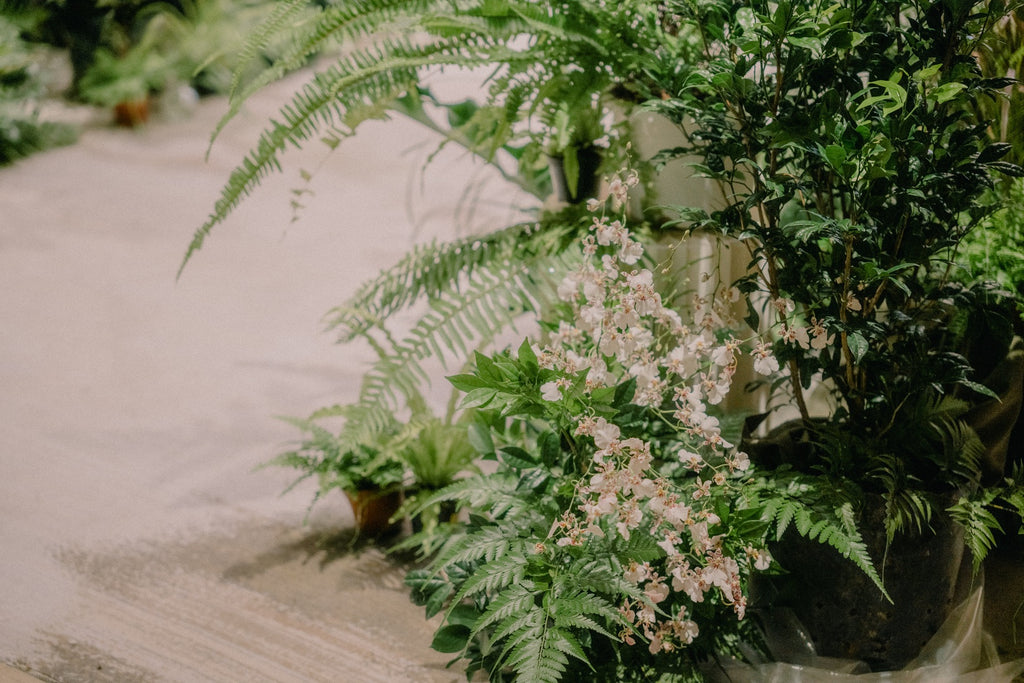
[404, 176, 881, 681]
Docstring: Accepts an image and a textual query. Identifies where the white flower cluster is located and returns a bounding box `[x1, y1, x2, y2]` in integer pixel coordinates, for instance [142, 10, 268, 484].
[539, 170, 773, 654]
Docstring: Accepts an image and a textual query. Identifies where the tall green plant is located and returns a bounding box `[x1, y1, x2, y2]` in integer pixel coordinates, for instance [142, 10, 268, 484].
[652, 0, 1024, 549]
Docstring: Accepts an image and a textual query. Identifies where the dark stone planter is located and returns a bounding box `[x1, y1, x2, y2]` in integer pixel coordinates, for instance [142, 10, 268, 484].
[344, 488, 403, 537]
[762, 493, 966, 671]
[548, 146, 603, 203]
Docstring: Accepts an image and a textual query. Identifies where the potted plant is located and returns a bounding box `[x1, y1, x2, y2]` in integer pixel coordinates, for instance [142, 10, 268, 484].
[270, 413, 406, 537]
[176, 2, 706, 516]
[647, 0, 1024, 669]
[76, 44, 169, 125]
[396, 412, 479, 532]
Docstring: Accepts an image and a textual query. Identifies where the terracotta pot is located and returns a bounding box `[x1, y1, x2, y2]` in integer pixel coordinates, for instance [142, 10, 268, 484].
[344, 488, 403, 537]
[113, 98, 150, 128]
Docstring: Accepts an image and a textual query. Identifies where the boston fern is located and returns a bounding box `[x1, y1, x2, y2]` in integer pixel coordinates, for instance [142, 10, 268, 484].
[179, 0, 696, 270]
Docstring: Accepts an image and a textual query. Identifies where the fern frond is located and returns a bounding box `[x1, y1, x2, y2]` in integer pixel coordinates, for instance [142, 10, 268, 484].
[948, 492, 1004, 572]
[490, 602, 546, 648]
[470, 581, 537, 639]
[326, 220, 577, 341]
[222, 0, 447, 134]
[883, 488, 934, 540]
[504, 633, 569, 683]
[448, 551, 528, 607]
[759, 485, 886, 597]
[498, 614, 571, 683]
[182, 39, 502, 273]
[352, 244, 575, 412]
[224, 0, 312, 103]
[434, 525, 515, 569]
[572, 559, 637, 599]
[414, 471, 524, 514]
[551, 589, 622, 638]
[545, 628, 591, 670]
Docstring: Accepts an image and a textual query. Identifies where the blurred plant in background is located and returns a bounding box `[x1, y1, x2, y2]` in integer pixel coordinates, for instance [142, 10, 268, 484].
[0, 5, 76, 165]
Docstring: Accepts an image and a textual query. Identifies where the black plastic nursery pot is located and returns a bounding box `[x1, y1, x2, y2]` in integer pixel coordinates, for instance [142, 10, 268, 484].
[548, 146, 603, 204]
[764, 493, 967, 672]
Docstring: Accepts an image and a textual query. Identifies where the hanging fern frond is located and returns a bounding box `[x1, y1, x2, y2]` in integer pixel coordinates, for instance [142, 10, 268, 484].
[325, 219, 578, 341]
[182, 39, 510, 273]
[224, 0, 312, 103]
[344, 225, 581, 417]
[181, 0, 680, 274]
[754, 479, 886, 597]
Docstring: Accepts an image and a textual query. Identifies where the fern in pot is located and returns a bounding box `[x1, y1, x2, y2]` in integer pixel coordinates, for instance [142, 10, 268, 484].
[649, 0, 1024, 669]
[270, 412, 407, 537]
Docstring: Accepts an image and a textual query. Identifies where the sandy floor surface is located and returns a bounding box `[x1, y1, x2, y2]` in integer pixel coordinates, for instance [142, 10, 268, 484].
[0, 69, 530, 682]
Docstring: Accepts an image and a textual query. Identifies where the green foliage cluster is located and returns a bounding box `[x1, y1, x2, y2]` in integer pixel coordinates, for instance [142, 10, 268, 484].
[0, 7, 76, 164]
[179, 0, 1024, 677]
[63, 0, 286, 106]
[653, 0, 1024, 550]
[960, 176, 1024, 320]
[404, 338, 878, 681]
[179, 0, 704, 267]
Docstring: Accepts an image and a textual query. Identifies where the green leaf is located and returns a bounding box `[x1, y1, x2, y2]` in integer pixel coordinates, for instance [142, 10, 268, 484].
[959, 379, 1000, 401]
[468, 422, 495, 456]
[846, 332, 868, 364]
[448, 373, 492, 391]
[431, 624, 471, 653]
[460, 388, 498, 409]
[517, 338, 539, 371]
[930, 82, 966, 104]
[499, 446, 539, 469]
[823, 144, 847, 170]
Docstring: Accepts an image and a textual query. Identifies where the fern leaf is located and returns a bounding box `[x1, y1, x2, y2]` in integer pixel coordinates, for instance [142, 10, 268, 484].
[448, 551, 528, 607]
[471, 582, 537, 638]
[552, 590, 622, 638]
[759, 487, 887, 597]
[433, 525, 514, 569]
[948, 494, 1003, 572]
[352, 252, 566, 412]
[223, 0, 311, 100]
[182, 40, 490, 273]
[545, 628, 591, 669]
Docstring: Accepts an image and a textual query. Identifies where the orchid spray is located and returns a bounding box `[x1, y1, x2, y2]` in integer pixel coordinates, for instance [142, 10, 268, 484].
[536, 167, 778, 656]
[407, 166, 795, 681]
